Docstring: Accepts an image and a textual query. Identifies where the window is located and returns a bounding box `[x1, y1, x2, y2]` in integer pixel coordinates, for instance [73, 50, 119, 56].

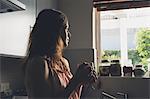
[100, 7, 150, 71]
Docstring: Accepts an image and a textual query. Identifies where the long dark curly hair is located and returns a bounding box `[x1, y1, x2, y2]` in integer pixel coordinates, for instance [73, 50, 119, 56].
[23, 9, 69, 72]
[26, 9, 68, 58]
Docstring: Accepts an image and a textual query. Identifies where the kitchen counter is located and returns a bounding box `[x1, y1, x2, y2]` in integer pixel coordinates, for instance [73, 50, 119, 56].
[100, 76, 150, 99]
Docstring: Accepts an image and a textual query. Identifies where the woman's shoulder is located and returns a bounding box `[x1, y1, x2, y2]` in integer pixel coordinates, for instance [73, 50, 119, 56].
[25, 56, 45, 71]
[28, 56, 44, 63]
[62, 57, 69, 64]
[25, 56, 49, 79]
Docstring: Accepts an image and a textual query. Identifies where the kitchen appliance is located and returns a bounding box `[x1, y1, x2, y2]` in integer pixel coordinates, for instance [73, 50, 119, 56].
[0, 0, 25, 13]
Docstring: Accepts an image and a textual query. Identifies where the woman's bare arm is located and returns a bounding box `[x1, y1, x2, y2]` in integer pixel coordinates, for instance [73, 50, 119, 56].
[25, 56, 53, 98]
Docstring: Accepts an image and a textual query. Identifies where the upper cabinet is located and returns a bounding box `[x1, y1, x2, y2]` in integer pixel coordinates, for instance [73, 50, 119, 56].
[0, 0, 26, 13]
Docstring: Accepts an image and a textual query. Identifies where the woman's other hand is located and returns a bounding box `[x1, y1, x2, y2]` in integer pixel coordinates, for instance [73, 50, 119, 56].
[74, 62, 97, 84]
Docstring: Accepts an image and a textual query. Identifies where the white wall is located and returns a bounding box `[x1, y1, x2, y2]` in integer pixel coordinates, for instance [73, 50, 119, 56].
[0, 0, 35, 56]
[0, 11, 33, 56]
[100, 16, 150, 50]
[101, 29, 120, 50]
[101, 28, 138, 50]
[0, 0, 58, 56]
[101, 16, 150, 29]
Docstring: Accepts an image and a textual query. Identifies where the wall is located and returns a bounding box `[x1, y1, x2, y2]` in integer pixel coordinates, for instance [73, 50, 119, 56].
[0, 0, 36, 56]
[101, 28, 137, 50]
[36, 0, 58, 16]
[57, 4, 100, 98]
[57, 0, 97, 73]
[0, 0, 58, 56]
[58, 0, 93, 49]
[101, 16, 150, 50]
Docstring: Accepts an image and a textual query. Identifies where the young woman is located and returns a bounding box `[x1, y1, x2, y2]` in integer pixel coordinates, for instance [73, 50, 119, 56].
[24, 9, 96, 99]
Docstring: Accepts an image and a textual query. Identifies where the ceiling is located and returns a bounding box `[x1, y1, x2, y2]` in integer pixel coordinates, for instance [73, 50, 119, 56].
[93, 0, 150, 11]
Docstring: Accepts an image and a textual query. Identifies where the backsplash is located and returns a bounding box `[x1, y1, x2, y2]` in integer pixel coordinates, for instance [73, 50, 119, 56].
[0, 54, 27, 98]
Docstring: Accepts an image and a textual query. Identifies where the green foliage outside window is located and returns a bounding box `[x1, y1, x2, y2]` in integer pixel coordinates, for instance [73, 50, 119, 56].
[128, 49, 141, 65]
[136, 28, 150, 70]
[102, 50, 120, 60]
[102, 50, 140, 65]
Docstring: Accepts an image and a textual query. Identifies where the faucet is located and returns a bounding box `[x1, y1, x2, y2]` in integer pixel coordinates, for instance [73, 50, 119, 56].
[102, 91, 117, 99]
[117, 92, 128, 99]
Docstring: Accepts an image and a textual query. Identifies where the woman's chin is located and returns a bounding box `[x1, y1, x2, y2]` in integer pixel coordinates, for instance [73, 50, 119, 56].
[65, 41, 69, 47]
[65, 44, 69, 47]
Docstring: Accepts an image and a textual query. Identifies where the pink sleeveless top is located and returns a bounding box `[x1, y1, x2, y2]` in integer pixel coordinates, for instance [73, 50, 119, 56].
[47, 57, 82, 99]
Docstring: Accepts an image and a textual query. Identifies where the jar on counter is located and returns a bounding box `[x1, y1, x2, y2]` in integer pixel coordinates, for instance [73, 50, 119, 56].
[133, 65, 146, 77]
[123, 66, 133, 77]
[110, 60, 122, 76]
[99, 60, 110, 76]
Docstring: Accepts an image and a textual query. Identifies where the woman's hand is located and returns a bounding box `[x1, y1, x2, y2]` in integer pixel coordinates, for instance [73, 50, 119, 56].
[74, 62, 97, 84]
[61, 62, 97, 98]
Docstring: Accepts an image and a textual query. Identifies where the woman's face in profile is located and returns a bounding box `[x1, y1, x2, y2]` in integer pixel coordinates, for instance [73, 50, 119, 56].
[62, 21, 71, 47]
